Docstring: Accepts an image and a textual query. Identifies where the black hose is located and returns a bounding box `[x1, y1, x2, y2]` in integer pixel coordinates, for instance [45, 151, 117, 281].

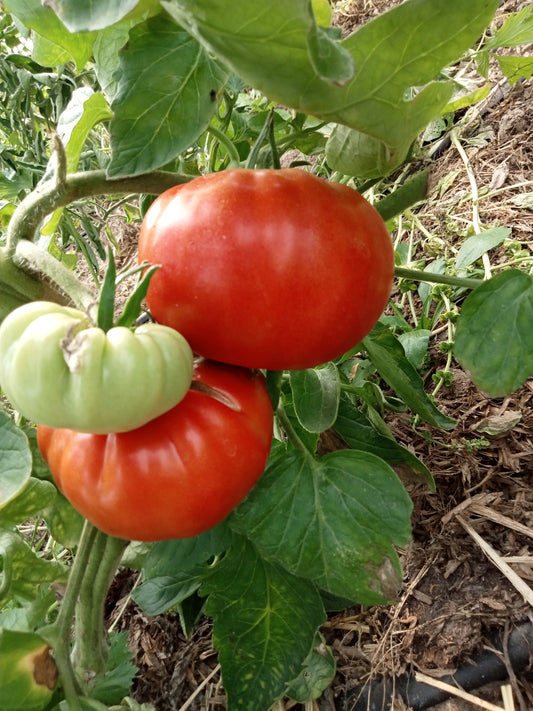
[341, 621, 533, 711]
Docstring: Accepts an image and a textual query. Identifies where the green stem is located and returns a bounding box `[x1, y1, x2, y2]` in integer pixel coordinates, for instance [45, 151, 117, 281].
[207, 125, 241, 166]
[73, 532, 128, 682]
[0, 247, 45, 302]
[6, 169, 192, 257]
[276, 402, 314, 457]
[394, 265, 482, 290]
[14, 240, 97, 316]
[40, 521, 99, 709]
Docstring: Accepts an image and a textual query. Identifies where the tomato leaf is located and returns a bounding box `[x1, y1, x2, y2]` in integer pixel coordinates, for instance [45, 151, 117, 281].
[334, 393, 435, 490]
[108, 15, 229, 177]
[455, 227, 511, 269]
[290, 363, 340, 433]
[454, 270, 533, 396]
[285, 632, 335, 703]
[0, 478, 56, 528]
[164, 0, 499, 177]
[363, 323, 457, 430]
[142, 523, 233, 579]
[0, 629, 57, 710]
[3, 0, 95, 69]
[202, 534, 326, 711]
[41, 88, 113, 237]
[0, 410, 32, 509]
[231, 449, 412, 603]
[0, 531, 67, 606]
[133, 523, 234, 614]
[43, 0, 139, 32]
[132, 571, 204, 616]
[484, 4, 533, 49]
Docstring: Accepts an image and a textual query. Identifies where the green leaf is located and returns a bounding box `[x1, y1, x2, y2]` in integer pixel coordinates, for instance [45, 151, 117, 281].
[231, 449, 412, 603]
[363, 323, 457, 430]
[0, 531, 67, 606]
[132, 571, 204, 616]
[41, 88, 112, 236]
[0, 629, 57, 711]
[326, 125, 411, 179]
[165, 0, 499, 177]
[0, 409, 32, 509]
[0, 478, 57, 528]
[334, 393, 434, 489]
[133, 522, 233, 614]
[454, 270, 533, 396]
[455, 227, 511, 269]
[202, 535, 326, 711]
[142, 522, 233, 579]
[306, 19, 355, 86]
[485, 5, 533, 49]
[290, 363, 340, 433]
[3, 0, 95, 69]
[495, 54, 533, 86]
[42, 492, 85, 548]
[285, 632, 335, 703]
[108, 15, 229, 177]
[43, 0, 139, 32]
[91, 632, 138, 706]
[397, 328, 431, 369]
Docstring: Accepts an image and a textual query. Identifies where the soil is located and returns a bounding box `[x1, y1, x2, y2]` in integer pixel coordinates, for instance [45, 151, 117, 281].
[100, 2, 533, 709]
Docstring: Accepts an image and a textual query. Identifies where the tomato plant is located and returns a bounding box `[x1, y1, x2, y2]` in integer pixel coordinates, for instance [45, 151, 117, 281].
[139, 168, 395, 370]
[37, 358, 274, 541]
[1, 2, 532, 711]
[0, 301, 194, 433]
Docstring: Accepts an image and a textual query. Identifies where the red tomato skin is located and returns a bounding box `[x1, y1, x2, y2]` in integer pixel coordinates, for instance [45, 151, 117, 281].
[37, 360, 273, 542]
[138, 168, 394, 370]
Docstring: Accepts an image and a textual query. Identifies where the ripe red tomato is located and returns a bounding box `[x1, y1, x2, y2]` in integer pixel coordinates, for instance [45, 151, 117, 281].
[138, 168, 394, 370]
[37, 359, 273, 541]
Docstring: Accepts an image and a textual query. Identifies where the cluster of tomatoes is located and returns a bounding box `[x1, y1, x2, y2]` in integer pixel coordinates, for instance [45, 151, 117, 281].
[0, 169, 394, 542]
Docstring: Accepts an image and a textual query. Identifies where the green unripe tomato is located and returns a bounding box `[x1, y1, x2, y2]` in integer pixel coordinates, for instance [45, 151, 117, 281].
[0, 301, 193, 434]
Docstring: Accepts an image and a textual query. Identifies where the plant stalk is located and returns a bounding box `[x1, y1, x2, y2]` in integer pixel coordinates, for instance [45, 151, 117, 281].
[73, 531, 128, 682]
[394, 266, 482, 290]
[6, 169, 192, 257]
[14, 240, 98, 316]
[40, 521, 99, 710]
[276, 402, 314, 457]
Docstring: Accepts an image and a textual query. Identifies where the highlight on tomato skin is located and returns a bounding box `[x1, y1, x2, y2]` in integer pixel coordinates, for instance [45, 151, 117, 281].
[36, 359, 274, 542]
[138, 168, 395, 371]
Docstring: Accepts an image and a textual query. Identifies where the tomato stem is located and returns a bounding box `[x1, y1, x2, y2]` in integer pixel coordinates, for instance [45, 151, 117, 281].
[73, 532, 128, 681]
[14, 239, 98, 316]
[6, 169, 192, 257]
[276, 402, 315, 457]
[394, 266, 483, 290]
[40, 521, 99, 708]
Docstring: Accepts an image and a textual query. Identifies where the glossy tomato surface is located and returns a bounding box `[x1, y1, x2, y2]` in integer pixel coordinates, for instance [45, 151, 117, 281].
[138, 168, 394, 370]
[37, 359, 273, 541]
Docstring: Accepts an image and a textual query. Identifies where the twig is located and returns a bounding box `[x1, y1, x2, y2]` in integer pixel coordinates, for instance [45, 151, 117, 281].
[456, 515, 533, 607]
[414, 671, 508, 711]
[178, 663, 220, 711]
[469, 505, 533, 541]
[450, 129, 492, 280]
